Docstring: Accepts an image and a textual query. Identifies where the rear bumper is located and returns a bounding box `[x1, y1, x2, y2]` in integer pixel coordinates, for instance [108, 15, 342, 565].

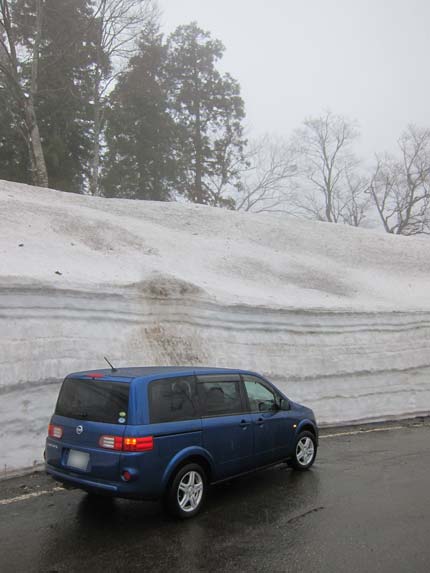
[45, 463, 162, 500]
[45, 464, 160, 500]
[45, 435, 166, 499]
[46, 464, 119, 493]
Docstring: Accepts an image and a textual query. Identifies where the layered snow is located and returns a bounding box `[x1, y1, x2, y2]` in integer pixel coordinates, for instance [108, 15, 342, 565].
[1, 179, 430, 472]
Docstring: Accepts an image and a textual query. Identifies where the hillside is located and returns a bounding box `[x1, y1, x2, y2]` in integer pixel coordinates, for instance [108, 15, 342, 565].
[1, 179, 430, 472]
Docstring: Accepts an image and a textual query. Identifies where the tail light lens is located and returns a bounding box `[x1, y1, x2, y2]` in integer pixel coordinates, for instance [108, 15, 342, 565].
[48, 424, 63, 439]
[123, 436, 154, 452]
[99, 435, 154, 452]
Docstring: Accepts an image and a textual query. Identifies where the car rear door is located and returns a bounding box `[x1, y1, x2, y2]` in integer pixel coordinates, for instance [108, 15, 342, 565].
[46, 377, 129, 482]
[197, 374, 254, 480]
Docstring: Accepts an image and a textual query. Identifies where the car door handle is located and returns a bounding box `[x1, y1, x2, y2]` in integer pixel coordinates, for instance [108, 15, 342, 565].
[257, 417, 264, 427]
[239, 420, 249, 429]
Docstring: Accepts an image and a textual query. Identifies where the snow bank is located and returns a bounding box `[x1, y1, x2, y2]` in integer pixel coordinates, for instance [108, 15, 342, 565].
[1, 179, 430, 472]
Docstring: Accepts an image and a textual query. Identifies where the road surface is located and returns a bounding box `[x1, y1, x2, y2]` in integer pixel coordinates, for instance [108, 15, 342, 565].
[0, 419, 429, 572]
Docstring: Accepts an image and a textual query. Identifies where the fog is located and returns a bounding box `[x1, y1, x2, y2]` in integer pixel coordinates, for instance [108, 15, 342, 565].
[161, 0, 430, 156]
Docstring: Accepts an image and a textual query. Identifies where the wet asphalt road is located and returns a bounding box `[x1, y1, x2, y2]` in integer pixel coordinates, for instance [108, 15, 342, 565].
[1, 420, 429, 573]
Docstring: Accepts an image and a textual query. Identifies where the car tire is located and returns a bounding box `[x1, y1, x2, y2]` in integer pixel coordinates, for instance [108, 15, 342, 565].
[290, 431, 317, 471]
[165, 463, 207, 519]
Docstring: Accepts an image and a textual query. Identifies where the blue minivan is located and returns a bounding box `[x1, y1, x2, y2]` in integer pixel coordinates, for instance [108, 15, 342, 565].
[45, 367, 318, 518]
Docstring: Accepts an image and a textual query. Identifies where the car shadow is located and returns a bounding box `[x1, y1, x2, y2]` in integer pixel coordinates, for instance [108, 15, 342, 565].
[38, 465, 322, 571]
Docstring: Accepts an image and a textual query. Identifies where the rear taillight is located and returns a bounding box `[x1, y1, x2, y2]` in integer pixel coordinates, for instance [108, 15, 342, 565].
[99, 435, 154, 452]
[123, 436, 154, 452]
[48, 424, 63, 439]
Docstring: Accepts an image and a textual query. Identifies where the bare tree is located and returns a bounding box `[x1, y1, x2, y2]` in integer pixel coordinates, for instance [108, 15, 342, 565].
[291, 111, 368, 224]
[342, 171, 372, 227]
[369, 125, 430, 235]
[89, 0, 158, 196]
[0, 0, 48, 186]
[236, 134, 297, 213]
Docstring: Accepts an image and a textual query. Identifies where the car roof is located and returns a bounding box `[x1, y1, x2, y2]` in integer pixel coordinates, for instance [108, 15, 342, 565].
[68, 366, 251, 381]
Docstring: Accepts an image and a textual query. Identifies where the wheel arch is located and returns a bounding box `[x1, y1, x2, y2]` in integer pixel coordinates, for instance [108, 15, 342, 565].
[161, 447, 215, 491]
[296, 420, 319, 444]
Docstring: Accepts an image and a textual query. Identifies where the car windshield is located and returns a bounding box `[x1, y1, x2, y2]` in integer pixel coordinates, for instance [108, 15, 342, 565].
[55, 378, 129, 424]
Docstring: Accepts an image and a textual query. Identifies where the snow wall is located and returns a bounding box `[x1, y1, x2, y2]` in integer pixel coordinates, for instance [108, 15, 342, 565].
[1, 180, 430, 472]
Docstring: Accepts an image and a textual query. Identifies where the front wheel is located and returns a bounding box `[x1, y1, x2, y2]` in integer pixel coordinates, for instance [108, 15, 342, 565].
[290, 431, 317, 471]
[165, 463, 207, 519]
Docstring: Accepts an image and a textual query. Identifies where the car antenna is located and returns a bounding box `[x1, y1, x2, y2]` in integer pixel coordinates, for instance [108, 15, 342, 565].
[104, 356, 118, 373]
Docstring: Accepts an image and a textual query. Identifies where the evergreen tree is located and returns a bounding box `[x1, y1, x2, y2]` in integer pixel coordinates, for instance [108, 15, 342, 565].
[38, 0, 96, 193]
[0, 86, 30, 183]
[88, 0, 156, 196]
[102, 22, 176, 201]
[1, 0, 48, 186]
[166, 22, 246, 207]
[12, 0, 97, 193]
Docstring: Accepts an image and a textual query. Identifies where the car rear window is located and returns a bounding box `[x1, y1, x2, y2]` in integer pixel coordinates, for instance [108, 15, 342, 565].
[55, 378, 130, 424]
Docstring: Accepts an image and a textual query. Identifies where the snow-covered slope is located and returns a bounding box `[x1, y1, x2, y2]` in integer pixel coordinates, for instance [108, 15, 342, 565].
[1, 179, 430, 472]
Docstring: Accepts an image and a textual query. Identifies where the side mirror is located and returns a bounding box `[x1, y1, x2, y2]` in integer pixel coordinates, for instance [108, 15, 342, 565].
[280, 398, 290, 411]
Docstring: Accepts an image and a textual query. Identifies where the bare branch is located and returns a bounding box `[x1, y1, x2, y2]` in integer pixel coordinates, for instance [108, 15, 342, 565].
[290, 110, 366, 225]
[88, 0, 159, 195]
[369, 125, 430, 235]
[235, 134, 297, 212]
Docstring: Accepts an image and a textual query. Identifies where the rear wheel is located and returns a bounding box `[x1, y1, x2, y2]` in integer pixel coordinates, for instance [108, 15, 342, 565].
[290, 431, 317, 471]
[165, 463, 207, 519]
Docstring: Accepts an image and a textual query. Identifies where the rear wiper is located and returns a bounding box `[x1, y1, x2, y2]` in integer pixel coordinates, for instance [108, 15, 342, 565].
[78, 412, 88, 418]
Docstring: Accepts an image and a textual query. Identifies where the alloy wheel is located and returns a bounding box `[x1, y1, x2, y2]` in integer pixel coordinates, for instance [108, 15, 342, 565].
[177, 470, 204, 512]
[296, 436, 315, 466]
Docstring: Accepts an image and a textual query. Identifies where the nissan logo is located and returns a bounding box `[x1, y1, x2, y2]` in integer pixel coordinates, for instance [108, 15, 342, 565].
[76, 425, 84, 435]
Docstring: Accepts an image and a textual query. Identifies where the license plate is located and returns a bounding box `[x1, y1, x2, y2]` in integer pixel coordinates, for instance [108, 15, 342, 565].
[67, 449, 89, 471]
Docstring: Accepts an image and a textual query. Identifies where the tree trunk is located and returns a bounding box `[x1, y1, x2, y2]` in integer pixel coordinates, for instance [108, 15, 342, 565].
[0, 0, 48, 186]
[325, 167, 333, 222]
[28, 0, 48, 187]
[23, 96, 48, 187]
[89, 91, 101, 196]
[194, 99, 203, 203]
[89, 23, 103, 197]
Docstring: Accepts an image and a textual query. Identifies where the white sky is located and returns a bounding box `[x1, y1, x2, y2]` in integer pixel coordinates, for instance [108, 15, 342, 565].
[160, 0, 430, 158]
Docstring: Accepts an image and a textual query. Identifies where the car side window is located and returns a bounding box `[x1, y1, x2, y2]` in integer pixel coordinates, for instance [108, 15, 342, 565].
[197, 375, 244, 416]
[243, 377, 278, 412]
[149, 376, 199, 423]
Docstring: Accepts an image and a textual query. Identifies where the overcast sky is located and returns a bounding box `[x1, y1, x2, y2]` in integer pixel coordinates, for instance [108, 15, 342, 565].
[160, 0, 430, 158]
